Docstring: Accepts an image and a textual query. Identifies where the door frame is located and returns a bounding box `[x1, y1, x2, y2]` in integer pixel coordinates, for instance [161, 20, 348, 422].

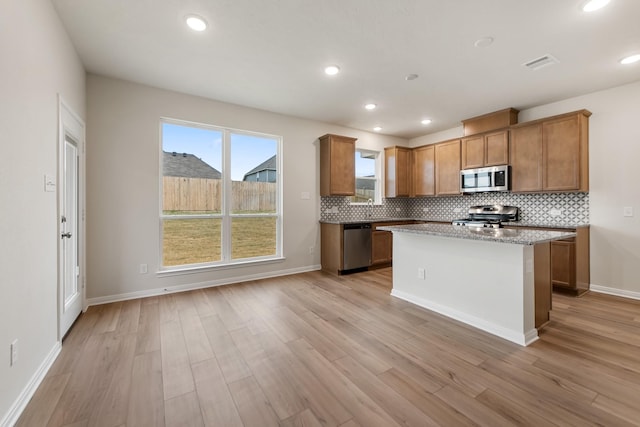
[58, 95, 87, 340]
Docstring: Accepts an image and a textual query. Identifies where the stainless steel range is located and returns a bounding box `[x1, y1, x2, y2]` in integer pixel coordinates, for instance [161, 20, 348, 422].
[452, 205, 519, 229]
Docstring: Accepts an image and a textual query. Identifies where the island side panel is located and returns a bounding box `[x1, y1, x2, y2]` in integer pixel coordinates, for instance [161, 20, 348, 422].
[389, 232, 537, 346]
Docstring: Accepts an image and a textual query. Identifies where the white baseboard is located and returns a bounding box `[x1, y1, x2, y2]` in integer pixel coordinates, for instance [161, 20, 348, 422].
[1, 342, 61, 427]
[390, 289, 538, 347]
[87, 264, 322, 306]
[589, 284, 640, 301]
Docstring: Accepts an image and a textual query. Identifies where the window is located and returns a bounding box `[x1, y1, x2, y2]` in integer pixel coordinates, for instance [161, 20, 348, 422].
[160, 119, 281, 270]
[350, 149, 381, 204]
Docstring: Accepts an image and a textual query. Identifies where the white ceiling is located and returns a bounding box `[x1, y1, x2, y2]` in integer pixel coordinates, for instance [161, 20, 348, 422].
[52, 0, 640, 138]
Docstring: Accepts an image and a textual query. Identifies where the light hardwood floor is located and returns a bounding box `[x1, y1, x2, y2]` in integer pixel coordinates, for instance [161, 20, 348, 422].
[17, 268, 640, 426]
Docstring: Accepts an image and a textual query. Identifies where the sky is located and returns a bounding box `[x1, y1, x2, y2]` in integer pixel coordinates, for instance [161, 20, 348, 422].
[355, 151, 376, 177]
[162, 122, 277, 180]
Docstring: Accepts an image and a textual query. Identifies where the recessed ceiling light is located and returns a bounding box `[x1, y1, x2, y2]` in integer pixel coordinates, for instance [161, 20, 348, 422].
[421, 119, 432, 125]
[186, 15, 207, 31]
[373, 126, 382, 132]
[582, 0, 610, 12]
[474, 37, 494, 48]
[620, 54, 640, 65]
[365, 103, 377, 110]
[324, 65, 340, 75]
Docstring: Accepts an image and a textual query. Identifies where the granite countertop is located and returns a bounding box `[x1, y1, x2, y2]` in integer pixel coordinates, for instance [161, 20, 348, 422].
[377, 223, 576, 245]
[502, 221, 589, 230]
[319, 217, 452, 225]
[320, 217, 420, 225]
[320, 217, 587, 229]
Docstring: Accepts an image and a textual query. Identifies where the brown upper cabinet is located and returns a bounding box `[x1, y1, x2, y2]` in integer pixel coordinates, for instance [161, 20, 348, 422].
[385, 146, 412, 197]
[510, 110, 590, 193]
[461, 108, 519, 136]
[319, 134, 356, 196]
[435, 139, 461, 195]
[413, 144, 435, 196]
[461, 129, 509, 169]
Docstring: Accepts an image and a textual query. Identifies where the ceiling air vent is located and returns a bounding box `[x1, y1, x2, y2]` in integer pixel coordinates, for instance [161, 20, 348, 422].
[523, 54, 559, 71]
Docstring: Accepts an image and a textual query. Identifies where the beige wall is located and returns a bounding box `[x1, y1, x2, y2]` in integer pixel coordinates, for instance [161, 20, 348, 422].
[0, 0, 85, 422]
[85, 75, 407, 301]
[410, 80, 640, 296]
[519, 82, 640, 295]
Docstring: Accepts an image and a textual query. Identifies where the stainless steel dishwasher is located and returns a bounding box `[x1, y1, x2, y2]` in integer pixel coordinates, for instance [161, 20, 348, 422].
[343, 223, 372, 271]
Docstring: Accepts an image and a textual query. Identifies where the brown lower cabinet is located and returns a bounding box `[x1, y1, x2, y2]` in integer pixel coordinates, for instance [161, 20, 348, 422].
[551, 227, 590, 296]
[371, 230, 392, 265]
[534, 242, 551, 329]
[320, 223, 344, 275]
[507, 225, 590, 297]
[370, 221, 416, 267]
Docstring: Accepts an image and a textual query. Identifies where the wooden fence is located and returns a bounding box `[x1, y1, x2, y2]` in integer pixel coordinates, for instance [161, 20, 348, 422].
[352, 189, 375, 203]
[163, 177, 276, 212]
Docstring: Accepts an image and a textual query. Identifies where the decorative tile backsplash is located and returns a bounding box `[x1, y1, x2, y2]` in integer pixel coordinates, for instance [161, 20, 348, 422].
[321, 192, 589, 226]
[321, 197, 408, 221]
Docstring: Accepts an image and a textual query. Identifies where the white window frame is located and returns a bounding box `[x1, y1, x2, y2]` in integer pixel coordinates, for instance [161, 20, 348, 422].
[159, 118, 283, 273]
[350, 148, 382, 205]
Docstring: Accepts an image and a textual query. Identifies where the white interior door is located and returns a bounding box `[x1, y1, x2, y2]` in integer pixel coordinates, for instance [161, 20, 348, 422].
[59, 98, 85, 339]
[60, 135, 81, 336]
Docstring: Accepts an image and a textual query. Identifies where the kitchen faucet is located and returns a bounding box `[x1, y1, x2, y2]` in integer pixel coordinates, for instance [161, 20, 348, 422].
[367, 198, 373, 218]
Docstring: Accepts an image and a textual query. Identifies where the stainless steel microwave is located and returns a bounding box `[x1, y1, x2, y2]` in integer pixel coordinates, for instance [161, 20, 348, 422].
[460, 165, 510, 193]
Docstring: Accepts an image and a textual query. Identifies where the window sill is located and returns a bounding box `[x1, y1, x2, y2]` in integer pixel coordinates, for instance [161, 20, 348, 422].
[157, 256, 286, 278]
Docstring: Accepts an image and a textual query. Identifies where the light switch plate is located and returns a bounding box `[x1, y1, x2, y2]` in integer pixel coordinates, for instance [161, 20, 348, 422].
[44, 175, 56, 192]
[624, 207, 633, 217]
[301, 192, 310, 200]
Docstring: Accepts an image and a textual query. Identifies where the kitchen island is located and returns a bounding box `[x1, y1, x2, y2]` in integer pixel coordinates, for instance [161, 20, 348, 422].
[378, 223, 576, 346]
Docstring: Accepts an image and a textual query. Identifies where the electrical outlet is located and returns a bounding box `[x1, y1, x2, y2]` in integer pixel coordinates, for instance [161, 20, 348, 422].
[549, 208, 562, 217]
[10, 340, 18, 366]
[417, 268, 426, 280]
[623, 207, 633, 217]
[139, 264, 148, 274]
[308, 246, 314, 254]
[453, 208, 462, 213]
[422, 207, 429, 212]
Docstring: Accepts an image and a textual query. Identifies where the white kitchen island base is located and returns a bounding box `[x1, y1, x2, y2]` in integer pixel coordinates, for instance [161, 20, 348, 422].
[390, 231, 538, 346]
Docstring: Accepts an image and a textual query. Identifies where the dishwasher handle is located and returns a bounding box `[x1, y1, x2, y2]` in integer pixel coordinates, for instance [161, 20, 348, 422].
[343, 223, 371, 230]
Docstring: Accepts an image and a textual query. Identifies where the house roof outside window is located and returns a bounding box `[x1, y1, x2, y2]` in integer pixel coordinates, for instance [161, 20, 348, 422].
[243, 155, 276, 181]
[162, 151, 221, 179]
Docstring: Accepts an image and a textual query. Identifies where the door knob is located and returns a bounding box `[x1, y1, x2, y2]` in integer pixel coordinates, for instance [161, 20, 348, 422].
[61, 232, 72, 239]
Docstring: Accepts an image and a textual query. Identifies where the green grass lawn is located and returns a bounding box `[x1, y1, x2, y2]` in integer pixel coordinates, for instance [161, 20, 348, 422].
[162, 217, 277, 266]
